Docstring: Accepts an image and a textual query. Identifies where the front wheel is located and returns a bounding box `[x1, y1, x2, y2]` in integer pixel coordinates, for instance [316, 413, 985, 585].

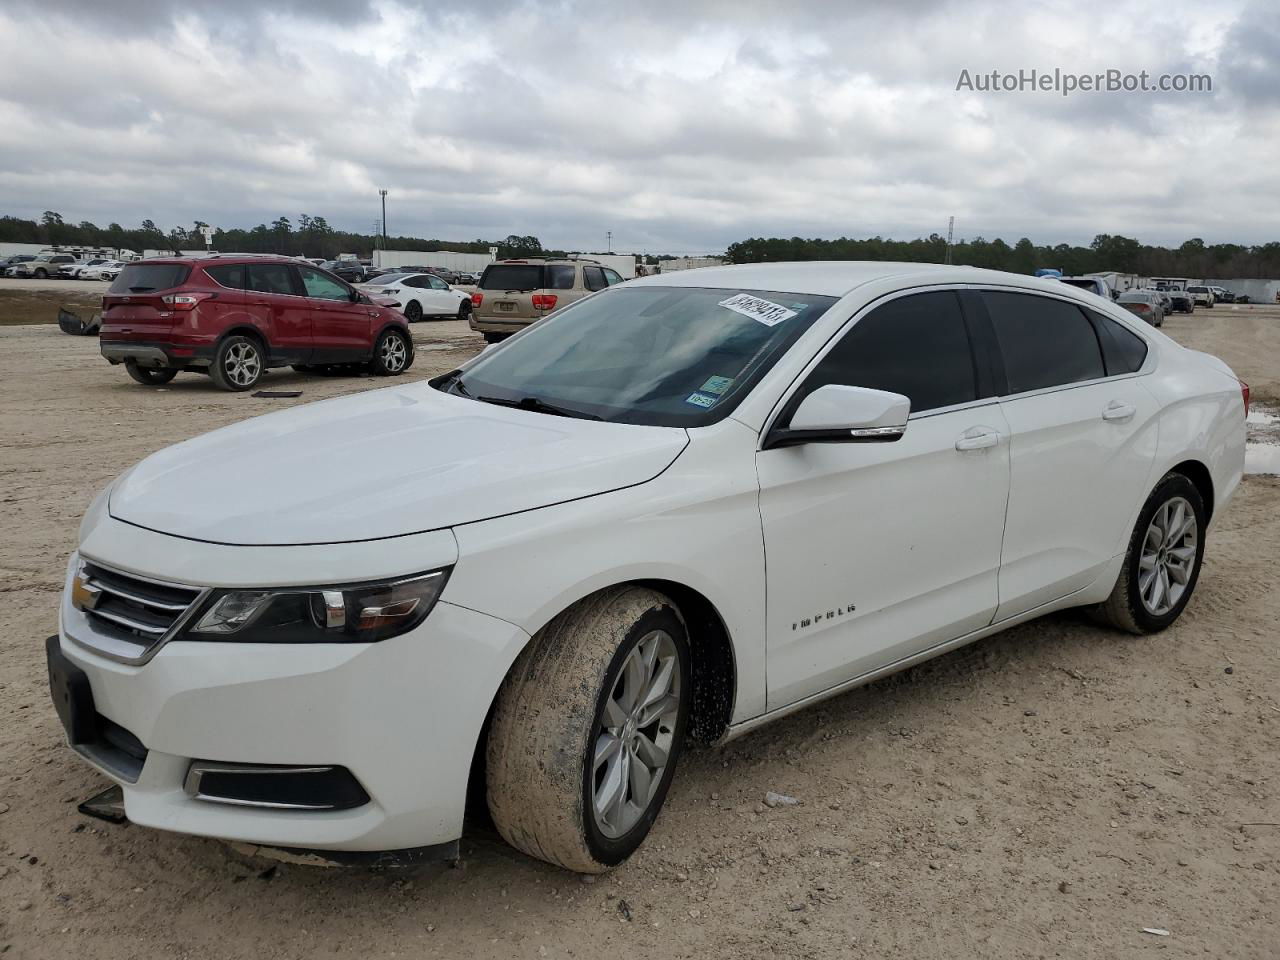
[125, 361, 177, 386]
[1094, 472, 1206, 634]
[33, 269, 48, 279]
[369, 327, 411, 376]
[486, 587, 690, 873]
[210, 335, 265, 391]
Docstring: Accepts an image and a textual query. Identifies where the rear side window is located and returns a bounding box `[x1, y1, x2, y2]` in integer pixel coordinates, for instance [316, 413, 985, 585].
[984, 292, 1105, 394]
[583, 266, 607, 292]
[108, 263, 191, 294]
[1089, 310, 1148, 375]
[547, 265, 575, 289]
[247, 263, 298, 296]
[801, 291, 977, 414]
[204, 264, 246, 289]
[481, 265, 542, 291]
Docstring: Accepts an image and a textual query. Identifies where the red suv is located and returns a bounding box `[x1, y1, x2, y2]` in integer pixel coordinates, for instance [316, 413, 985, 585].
[99, 255, 414, 391]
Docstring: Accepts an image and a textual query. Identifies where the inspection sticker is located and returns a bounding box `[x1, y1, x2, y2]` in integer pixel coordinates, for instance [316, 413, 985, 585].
[718, 293, 798, 327]
[685, 392, 718, 408]
[699, 375, 735, 396]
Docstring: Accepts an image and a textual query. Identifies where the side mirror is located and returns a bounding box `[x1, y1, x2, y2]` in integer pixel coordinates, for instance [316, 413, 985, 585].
[764, 384, 910, 450]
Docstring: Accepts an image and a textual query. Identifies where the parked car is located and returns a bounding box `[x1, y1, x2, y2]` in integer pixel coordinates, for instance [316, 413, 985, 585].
[1117, 290, 1165, 326]
[1057, 276, 1113, 300]
[80, 260, 125, 282]
[59, 258, 111, 279]
[1209, 286, 1234, 304]
[97, 255, 413, 391]
[9, 253, 78, 278]
[358, 272, 471, 322]
[321, 260, 369, 284]
[0, 254, 36, 276]
[1185, 285, 1215, 307]
[1162, 289, 1195, 314]
[469, 258, 626, 342]
[48, 263, 1246, 873]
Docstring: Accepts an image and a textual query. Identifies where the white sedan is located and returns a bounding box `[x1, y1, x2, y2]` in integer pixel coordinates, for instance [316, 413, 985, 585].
[358, 272, 471, 322]
[48, 262, 1245, 873]
[79, 260, 125, 281]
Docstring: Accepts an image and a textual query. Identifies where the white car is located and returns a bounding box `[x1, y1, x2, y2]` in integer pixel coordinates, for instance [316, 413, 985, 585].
[358, 272, 471, 322]
[48, 262, 1246, 873]
[80, 260, 125, 282]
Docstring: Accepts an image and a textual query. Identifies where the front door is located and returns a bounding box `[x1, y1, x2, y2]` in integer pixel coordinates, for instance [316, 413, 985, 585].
[298, 266, 374, 362]
[757, 290, 1011, 710]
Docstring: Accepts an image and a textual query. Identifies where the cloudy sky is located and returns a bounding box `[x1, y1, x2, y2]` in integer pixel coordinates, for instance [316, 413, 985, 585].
[1, 0, 1276, 253]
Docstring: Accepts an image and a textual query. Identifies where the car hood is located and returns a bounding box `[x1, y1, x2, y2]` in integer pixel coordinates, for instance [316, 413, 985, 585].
[108, 384, 689, 546]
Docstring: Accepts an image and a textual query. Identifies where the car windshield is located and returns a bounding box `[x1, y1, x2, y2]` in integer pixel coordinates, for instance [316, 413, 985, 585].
[368, 273, 407, 285]
[440, 285, 837, 427]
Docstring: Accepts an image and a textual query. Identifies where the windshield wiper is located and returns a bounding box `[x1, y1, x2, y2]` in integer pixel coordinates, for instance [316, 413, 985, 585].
[474, 394, 602, 421]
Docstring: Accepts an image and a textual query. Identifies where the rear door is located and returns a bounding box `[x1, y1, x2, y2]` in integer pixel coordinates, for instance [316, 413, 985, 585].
[101, 262, 193, 342]
[299, 266, 374, 362]
[979, 290, 1159, 620]
[246, 262, 311, 362]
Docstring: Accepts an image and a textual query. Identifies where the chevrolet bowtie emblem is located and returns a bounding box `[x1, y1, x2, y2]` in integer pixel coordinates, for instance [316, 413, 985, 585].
[71, 569, 102, 612]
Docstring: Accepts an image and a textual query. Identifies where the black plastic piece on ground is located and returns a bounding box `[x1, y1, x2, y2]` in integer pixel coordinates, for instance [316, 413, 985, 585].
[251, 390, 303, 398]
[78, 784, 127, 824]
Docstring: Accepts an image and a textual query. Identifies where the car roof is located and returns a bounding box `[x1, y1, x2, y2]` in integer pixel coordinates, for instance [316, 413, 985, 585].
[626, 261, 1094, 298]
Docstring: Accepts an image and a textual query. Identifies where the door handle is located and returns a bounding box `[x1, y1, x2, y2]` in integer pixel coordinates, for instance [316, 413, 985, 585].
[1102, 402, 1137, 422]
[955, 428, 1000, 451]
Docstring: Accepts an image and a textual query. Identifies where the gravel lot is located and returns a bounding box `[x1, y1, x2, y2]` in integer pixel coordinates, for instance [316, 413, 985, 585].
[0, 308, 1276, 959]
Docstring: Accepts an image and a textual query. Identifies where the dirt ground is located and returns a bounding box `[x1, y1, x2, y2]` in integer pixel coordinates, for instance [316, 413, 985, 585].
[0, 278, 107, 326]
[0, 307, 1276, 960]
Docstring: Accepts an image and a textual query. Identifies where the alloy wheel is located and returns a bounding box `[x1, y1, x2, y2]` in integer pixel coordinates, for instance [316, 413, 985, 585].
[591, 630, 681, 839]
[1138, 495, 1198, 616]
[224, 342, 261, 387]
[380, 334, 407, 372]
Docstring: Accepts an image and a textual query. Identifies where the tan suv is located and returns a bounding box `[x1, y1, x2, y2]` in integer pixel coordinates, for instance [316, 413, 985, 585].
[467, 259, 625, 341]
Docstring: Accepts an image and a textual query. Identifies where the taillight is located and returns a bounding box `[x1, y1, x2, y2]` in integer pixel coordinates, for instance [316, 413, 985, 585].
[471, 292, 483, 307]
[532, 294, 558, 311]
[1240, 379, 1250, 417]
[162, 293, 213, 311]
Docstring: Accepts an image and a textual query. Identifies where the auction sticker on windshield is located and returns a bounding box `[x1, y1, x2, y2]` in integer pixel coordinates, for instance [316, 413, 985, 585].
[718, 293, 798, 327]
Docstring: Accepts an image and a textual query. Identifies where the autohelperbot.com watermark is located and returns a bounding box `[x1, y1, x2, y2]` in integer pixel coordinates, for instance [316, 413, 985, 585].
[956, 68, 1212, 96]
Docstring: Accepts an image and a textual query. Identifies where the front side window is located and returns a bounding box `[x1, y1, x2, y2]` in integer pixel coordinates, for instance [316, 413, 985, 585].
[299, 267, 352, 301]
[583, 266, 607, 292]
[983, 291, 1105, 394]
[443, 286, 836, 426]
[428, 275, 449, 290]
[604, 268, 624, 285]
[797, 291, 977, 415]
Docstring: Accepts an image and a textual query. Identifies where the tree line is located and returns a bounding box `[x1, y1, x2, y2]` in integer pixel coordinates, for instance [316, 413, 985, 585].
[724, 233, 1280, 280]
[0, 212, 555, 261]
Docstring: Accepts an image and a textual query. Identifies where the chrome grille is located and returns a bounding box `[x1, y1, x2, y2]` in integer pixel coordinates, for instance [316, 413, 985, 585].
[78, 561, 203, 659]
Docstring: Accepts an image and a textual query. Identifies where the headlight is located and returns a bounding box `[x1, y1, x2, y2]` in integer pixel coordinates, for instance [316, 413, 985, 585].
[186, 570, 450, 644]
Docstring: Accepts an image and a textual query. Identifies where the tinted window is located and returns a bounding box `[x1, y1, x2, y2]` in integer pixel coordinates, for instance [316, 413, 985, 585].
[800, 291, 976, 414]
[299, 267, 351, 301]
[547, 265, 576, 290]
[1089, 310, 1148, 375]
[480, 265, 542, 291]
[583, 266, 607, 292]
[108, 263, 191, 294]
[984, 292, 1105, 394]
[604, 268, 624, 285]
[205, 264, 246, 289]
[428, 275, 449, 290]
[247, 263, 297, 295]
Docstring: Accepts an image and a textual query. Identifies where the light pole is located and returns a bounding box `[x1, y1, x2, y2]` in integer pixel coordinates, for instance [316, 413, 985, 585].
[379, 189, 388, 252]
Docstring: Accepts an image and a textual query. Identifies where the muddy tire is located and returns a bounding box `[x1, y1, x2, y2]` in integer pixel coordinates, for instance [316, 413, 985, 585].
[486, 586, 690, 873]
[1093, 472, 1206, 635]
[125, 361, 177, 386]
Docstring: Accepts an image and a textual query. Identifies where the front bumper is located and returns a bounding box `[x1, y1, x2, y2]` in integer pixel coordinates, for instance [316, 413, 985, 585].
[53, 549, 530, 854]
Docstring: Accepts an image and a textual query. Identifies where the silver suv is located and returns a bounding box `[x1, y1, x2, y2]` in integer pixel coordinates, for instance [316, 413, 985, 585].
[468, 259, 625, 342]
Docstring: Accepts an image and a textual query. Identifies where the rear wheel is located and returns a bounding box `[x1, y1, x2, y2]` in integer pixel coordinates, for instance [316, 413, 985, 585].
[1094, 472, 1206, 634]
[210, 335, 265, 392]
[33, 268, 48, 279]
[369, 327, 411, 376]
[486, 586, 690, 873]
[403, 300, 423, 322]
[482, 331, 507, 344]
[125, 361, 177, 386]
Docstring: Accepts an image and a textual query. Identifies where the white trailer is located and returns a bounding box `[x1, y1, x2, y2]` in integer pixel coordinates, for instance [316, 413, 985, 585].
[374, 249, 496, 273]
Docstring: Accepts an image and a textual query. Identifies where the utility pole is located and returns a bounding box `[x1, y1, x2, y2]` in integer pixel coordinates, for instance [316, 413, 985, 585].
[379, 189, 388, 251]
[945, 216, 955, 265]
[606, 230, 612, 253]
